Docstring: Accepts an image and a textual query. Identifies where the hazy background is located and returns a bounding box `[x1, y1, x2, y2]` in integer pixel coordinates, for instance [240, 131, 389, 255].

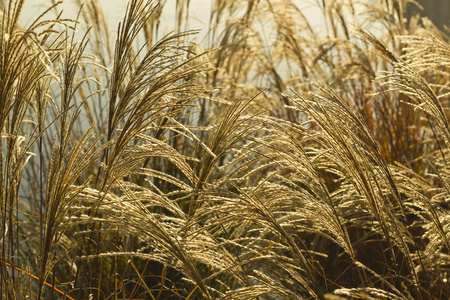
[18, 0, 448, 52]
[19, 0, 449, 34]
[20, 0, 330, 38]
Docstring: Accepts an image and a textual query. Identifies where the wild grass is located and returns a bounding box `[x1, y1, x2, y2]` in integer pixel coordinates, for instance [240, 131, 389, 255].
[1, 0, 449, 298]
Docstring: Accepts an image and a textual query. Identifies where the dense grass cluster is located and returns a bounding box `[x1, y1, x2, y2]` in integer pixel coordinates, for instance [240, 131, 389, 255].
[1, 0, 449, 298]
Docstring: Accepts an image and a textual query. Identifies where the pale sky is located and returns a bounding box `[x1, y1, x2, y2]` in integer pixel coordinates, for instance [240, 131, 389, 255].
[20, 0, 324, 34]
[19, 0, 388, 50]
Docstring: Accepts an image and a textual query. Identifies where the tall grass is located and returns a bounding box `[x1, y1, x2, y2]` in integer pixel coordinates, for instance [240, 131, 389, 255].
[1, 0, 449, 298]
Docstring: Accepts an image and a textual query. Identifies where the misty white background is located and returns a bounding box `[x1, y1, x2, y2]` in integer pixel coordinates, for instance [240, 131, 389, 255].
[20, 0, 329, 39]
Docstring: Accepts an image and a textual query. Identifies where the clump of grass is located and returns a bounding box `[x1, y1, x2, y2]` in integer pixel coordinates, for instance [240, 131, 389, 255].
[1, 0, 450, 299]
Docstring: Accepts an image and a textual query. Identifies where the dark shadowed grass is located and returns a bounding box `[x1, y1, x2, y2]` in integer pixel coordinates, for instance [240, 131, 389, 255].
[1, 0, 450, 299]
